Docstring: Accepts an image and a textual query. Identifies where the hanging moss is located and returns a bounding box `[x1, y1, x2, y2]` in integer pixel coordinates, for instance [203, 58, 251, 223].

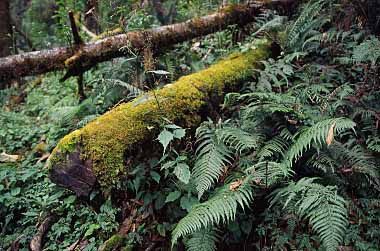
[48, 39, 272, 190]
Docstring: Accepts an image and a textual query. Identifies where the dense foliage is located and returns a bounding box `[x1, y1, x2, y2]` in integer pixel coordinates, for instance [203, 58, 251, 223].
[1, 0, 380, 250]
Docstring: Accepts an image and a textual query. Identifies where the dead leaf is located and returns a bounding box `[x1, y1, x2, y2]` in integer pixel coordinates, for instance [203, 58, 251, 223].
[229, 180, 243, 191]
[0, 152, 19, 163]
[287, 119, 298, 125]
[37, 153, 50, 164]
[253, 178, 262, 185]
[326, 122, 336, 146]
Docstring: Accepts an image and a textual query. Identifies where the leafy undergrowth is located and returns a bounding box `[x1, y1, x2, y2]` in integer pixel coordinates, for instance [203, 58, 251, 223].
[1, 0, 380, 251]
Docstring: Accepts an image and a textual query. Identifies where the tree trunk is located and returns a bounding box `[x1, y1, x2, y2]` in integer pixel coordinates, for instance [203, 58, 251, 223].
[0, 0, 13, 89]
[367, 0, 380, 34]
[0, 1, 294, 82]
[84, 0, 101, 34]
[0, 0, 12, 57]
[48, 40, 274, 196]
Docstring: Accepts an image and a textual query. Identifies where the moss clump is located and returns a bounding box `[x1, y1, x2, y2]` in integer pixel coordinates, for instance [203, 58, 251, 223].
[99, 234, 125, 251]
[48, 39, 271, 190]
[92, 27, 124, 41]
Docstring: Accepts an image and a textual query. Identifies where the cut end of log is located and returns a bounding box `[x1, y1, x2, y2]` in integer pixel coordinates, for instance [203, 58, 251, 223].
[49, 150, 96, 196]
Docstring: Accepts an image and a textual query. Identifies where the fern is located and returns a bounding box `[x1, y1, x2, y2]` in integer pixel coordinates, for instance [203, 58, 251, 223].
[103, 78, 145, 98]
[367, 137, 380, 153]
[173, 161, 293, 245]
[50, 98, 97, 127]
[217, 126, 263, 154]
[286, 0, 328, 51]
[252, 15, 286, 37]
[271, 178, 348, 251]
[245, 161, 294, 187]
[185, 228, 219, 251]
[329, 142, 380, 189]
[192, 121, 234, 199]
[286, 118, 356, 164]
[240, 92, 297, 119]
[172, 182, 254, 246]
[351, 36, 380, 66]
[256, 128, 292, 161]
[307, 151, 336, 173]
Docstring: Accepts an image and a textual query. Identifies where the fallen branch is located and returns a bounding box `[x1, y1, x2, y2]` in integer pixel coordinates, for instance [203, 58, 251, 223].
[0, 1, 293, 82]
[30, 215, 56, 251]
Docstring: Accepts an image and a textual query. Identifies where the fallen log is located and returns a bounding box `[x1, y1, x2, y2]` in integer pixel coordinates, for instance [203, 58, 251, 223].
[47, 39, 274, 196]
[0, 1, 297, 82]
[0, 4, 263, 82]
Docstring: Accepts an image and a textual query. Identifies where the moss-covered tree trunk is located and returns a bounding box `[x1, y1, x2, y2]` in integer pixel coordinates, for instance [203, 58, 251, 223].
[48, 40, 274, 196]
[0, 4, 264, 82]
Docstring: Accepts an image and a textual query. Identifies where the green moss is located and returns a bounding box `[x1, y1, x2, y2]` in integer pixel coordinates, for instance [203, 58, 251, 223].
[121, 245, 134, 251]
[92, 27, 124, 41]
[49, 39, 271, 190]
[100, 234, 125, 251]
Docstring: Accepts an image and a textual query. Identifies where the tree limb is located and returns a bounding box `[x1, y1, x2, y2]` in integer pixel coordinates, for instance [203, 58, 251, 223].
[0, 2, 286, 82]
[30, 215, 56, 251]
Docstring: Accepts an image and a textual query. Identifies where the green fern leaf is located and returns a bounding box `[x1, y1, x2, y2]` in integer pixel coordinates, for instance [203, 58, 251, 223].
[217, 126, 263, 154]
[185, 228, 219, 251]
[171, 182, 253, 246]
[192, 122, 234, 199]
[286, 118, 356, 164]
[271, 178, 348, 251]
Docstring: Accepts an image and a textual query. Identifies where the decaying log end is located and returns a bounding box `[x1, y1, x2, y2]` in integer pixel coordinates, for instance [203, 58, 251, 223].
[47, 40, 273, 196]
[49, 150, 96, 197]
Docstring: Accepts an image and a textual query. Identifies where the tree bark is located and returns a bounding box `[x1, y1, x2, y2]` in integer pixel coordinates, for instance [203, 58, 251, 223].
[0, 2, 290, 82]
[84, 0, 101, 34]
[0, 0, 13, 89]
[367, 0, 380, 34]
[48, 40, 274, 196]
[0, 0, 12, 58]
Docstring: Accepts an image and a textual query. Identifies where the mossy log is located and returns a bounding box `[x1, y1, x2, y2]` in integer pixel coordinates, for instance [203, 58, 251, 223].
[0, 4, 263, 82]
[48, 40, 273, 196]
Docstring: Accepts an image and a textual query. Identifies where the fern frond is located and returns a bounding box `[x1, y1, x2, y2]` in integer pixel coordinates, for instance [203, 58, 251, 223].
[104, 78, 144, 98]
[193, 122, 234, 199]
[329, 142, 380, 189]
[271, 178, 348, 251]
[252, 15, 286, 37]
[256, 136, 289, 162]
[51, 98, 96, 127]
[307, 151, 336, 173]
[172, 160, 293, 245]
[245, 161, 294, 187]
[185, 228, 219, 251]
[352, 36, 380, 66]
[240, 92, 297, 119]
[286, 0, 327, 50]
[171, 182, 254, 246]
[217, 126, 263, 154]
[367, 137, 380, 153]
[286, 118, 356, 164]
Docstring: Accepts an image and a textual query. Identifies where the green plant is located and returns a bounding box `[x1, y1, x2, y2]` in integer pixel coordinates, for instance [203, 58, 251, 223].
[271, 178, 348, 251]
